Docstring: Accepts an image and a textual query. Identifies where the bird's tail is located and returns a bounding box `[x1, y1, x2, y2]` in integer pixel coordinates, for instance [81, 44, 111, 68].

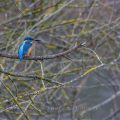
[18, 55, 23, 62]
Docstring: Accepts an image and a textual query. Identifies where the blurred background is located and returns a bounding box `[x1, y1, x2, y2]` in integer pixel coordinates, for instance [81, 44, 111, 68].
[0, 0, 120, 120]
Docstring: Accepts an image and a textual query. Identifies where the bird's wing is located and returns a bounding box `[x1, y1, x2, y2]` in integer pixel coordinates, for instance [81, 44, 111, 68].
[18, 42, 25, 61]
[18, 41, 32, 61]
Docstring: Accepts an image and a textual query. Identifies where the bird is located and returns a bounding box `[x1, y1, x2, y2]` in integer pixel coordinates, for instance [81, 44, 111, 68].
[18, 36, 33, 61]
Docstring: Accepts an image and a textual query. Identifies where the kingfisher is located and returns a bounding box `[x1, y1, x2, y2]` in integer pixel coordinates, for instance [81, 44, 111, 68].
[18, 36, 33, 61]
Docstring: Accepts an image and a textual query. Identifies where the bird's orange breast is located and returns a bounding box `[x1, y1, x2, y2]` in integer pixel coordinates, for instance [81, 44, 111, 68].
[26, 47, 32, 56]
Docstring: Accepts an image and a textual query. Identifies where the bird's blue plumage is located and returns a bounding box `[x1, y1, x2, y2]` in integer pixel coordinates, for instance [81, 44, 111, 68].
[23, 36, 33, 41]
[18, 36, 33, 61]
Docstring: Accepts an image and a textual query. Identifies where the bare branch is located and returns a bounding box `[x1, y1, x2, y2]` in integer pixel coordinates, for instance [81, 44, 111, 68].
[0, 42, 82, 61]
[104, 108, 120, 120]
[0, 69, 62, 85]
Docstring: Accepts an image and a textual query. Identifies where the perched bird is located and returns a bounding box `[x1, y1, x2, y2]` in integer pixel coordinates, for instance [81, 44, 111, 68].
[18, 36, 33, 61]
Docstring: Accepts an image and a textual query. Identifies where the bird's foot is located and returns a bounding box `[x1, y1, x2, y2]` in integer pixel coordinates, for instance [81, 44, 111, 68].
[24, 55, 29, 58]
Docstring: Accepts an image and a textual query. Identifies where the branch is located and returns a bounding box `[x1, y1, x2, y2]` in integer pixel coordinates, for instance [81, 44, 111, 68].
[104, 108, 120, 120]
[81, 90, 120, 116]
[0, 69, 62, 85]
[0, 42, 82, 61]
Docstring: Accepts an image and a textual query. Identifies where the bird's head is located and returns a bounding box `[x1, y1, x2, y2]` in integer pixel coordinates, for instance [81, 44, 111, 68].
[23, 36, 33, 42]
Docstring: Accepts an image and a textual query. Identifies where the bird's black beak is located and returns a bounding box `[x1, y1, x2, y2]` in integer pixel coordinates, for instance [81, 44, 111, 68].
[33, 39, 42, 43]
